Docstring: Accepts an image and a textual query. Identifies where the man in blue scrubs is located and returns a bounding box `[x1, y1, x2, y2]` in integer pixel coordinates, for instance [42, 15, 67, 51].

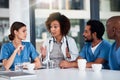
[106, 16, 120, 70]
[60, 20, 111, 69]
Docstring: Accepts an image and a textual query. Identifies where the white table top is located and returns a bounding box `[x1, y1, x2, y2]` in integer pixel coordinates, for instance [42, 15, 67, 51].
[0, 68, 120, 80]
[35, 68, 120, 80]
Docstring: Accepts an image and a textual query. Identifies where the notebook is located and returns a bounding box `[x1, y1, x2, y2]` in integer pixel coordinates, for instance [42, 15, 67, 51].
[0, 71, 36, 80]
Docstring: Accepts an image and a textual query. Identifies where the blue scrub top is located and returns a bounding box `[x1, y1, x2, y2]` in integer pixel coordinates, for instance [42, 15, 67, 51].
[79, 40, 111, 69]
[109, 42, 120, 70]
[0, 42, 39, 70]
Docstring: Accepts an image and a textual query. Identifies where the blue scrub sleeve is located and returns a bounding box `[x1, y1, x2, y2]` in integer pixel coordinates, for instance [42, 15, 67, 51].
[29, 43, 39, 61]
[79, 46, 86, 58]
[116, 48, 120, 65]
[0, 44, 9, 60]
[97, 47, 109, 61]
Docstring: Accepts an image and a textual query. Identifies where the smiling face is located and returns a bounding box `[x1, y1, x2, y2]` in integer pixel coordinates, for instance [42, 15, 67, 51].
[50, 20, 62, 38]
[14, 26, 27, 40]
[83, 25, 93, 42]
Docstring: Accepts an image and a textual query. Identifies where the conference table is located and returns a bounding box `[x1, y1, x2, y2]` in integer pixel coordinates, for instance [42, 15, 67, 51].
[0, 68, 120, 80]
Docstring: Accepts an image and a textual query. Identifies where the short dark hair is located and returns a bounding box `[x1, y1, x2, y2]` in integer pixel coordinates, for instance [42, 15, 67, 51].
[8, 22, 26, 40]
[45, 12, 70, 36]
[87, 20, 105, 39]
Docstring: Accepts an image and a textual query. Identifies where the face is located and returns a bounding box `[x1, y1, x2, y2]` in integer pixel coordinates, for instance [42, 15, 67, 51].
[14, 26, 27, 40]
[50, 20, 61, 38]
[83, 25, 93, 42]
[106, 21, 115, 39]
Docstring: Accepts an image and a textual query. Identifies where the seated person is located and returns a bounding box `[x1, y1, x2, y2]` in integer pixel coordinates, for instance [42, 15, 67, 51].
[106, 16, 120, 70]
[59, 20, 111, 69]
[40, 12, 79, 68]
[0, 22, 41, 71]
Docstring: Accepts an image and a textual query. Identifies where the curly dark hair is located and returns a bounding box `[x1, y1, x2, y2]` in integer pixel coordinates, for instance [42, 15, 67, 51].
[45, 12, 70, 36]
[87, 20, 105, 39]
[8, 21, 26, 40]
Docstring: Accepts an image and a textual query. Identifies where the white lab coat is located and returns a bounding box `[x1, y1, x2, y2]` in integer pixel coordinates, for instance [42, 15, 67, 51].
[40, 36, 79, 63]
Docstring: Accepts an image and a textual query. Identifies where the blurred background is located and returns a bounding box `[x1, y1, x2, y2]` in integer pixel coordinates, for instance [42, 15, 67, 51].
[0, 0, 120, 53]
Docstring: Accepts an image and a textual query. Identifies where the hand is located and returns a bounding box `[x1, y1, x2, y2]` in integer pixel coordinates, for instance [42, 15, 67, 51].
[66, 47, 71, 58]
[59, 60, 70, 69]
[40, 46, 46, 59]
[15, 45, 24, 55]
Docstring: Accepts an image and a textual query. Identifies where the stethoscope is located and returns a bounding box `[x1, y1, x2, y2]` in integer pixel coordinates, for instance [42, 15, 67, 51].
[47, 36, 70, 61]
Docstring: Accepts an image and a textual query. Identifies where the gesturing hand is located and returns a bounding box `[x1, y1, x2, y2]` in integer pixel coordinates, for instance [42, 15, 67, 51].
[66, 47, 71, 58]
[15, 45, 24, 55]
[40, 46, 47, 59]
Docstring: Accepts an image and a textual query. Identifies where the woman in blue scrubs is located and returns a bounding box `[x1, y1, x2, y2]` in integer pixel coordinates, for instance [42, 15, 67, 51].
[0, 22, 41, 71]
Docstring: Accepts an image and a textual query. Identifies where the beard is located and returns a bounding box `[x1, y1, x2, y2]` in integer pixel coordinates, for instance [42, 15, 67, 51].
[84, 36, 93, 42]
[85, 38, 93, 42]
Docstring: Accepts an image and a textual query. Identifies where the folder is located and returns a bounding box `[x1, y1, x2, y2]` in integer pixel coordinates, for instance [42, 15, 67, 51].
[0, 71, 36, 80]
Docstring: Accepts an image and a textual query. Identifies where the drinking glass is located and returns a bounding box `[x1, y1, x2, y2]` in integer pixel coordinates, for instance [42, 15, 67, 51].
[15, 63, 23, 71]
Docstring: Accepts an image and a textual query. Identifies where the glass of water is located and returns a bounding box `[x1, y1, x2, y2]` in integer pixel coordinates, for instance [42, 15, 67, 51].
[47, 60, 56, 69]
[15, 63, 23, 71]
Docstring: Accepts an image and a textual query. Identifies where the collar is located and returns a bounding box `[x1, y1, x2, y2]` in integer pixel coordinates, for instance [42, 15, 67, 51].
[50, 36, 66, 44]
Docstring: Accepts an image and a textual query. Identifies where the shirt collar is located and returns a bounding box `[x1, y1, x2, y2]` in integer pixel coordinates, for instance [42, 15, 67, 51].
[51, 36, 65, 43]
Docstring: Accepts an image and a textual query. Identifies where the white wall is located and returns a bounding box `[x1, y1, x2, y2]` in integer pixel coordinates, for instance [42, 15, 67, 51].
[9, 0, 30, 41]
[0, 8, 9, 18]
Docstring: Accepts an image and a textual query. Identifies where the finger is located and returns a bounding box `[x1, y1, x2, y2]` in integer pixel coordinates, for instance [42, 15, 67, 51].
[40, 46, 43, 50]
[66, 47, 68, 52]
[62, 67, 64, 69]
[20, 46, 23, 50]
